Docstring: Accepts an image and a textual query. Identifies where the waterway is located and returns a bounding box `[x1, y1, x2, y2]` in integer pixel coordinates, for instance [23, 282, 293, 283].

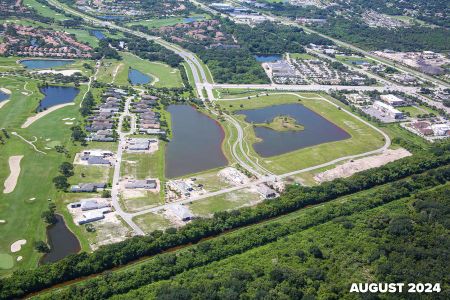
[37, 86, 79, 112]
[41, 215, 81, 264]
[237, 103, 350, 157]
[91, 30, 106, 40]
[165, 105, 227, 178]
[128, 68, 151, 85]
[21, 59, 75, 69]
[184, 16, 205, 23]
[254, 54, 282, 63]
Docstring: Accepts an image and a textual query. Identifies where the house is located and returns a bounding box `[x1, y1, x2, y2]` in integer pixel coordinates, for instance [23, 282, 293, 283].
[167, 204, 193, 221]
[125, 179, 157, 189]
[80, 199, 110, 211]
[78, 210, 105, 225]
[256, 184, 277, 199]
[70, 183, 107, 193]
[87, 156, 111, 165]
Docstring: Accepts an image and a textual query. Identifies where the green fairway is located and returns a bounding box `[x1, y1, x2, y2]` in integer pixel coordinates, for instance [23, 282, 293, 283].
[126, 15, 210, 29]
[23, 0, 68, 21]
[217, 93, 386, 174]
[0, 253, 14, 270]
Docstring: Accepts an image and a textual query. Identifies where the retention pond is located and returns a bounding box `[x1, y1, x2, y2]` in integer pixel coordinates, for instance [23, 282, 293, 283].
[237, 103, 350, 157]
[41, 215, 81, 264]
[128, 68, 151, 85]
[21, 59, 74, 69]
[37, 86, 79, 112]
[165, 105, 227, 178]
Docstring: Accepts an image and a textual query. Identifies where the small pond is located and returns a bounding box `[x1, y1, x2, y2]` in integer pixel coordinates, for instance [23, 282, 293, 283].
[254, 54, 282, 63]
[41, 214, 81, 264]
[236, 103, 350, 157]
[166, 105, 227, 178]
[21, 59, 75, 69]
[0, 91, 9, 102]
[37, 86, 79, 112]
[91, 30, 106, 40]
[128, 68, 152, 85]
[184, 16, 205, 23]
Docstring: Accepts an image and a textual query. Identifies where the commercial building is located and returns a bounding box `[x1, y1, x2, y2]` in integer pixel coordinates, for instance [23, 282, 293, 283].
[125, 179, 157, 189]
[380, 94, 406, 107]
[70, 183, 107, 193]
[431, 124, 450, 136]
[373, 101, 404, 119]
[167, 204, 193, 221]
[256, 184, 277, 199]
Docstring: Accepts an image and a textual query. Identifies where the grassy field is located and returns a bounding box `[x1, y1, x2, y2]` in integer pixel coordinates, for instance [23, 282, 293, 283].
[214, 88, 272, 100]
[125, 15, 209, 29]
[217, 93, 386, 174]
[23, 0, 68, 21]
[290, 53, 315, 60]
[120, 52, 183, 88]
[188, 188, 261, 217]
[0, 77, 93, 275]
[133, 213, 172, 234]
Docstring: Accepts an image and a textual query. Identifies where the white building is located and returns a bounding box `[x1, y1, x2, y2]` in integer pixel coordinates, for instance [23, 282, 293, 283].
[431, 124, 450, 136]
[380, 94, 406, 107]
[167, 204, 193, 221]
[373, 101, 404, 119]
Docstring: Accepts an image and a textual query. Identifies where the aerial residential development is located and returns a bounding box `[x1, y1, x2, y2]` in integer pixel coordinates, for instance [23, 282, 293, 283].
[0, 0, 448, 299]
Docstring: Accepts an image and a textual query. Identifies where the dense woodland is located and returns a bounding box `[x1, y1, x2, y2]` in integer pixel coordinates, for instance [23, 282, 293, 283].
[1, 142, 449, 299]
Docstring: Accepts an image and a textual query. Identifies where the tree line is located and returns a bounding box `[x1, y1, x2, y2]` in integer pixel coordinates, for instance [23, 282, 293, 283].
[0, 142, 449, 298]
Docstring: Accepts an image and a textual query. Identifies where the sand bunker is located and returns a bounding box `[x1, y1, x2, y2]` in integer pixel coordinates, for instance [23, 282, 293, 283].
[0, 88, 11, 94]
[3, 155, 24, 194]
[0, 100, 10, 109]
[35, 69, 82, 76]
[21, 103, 75, 128]
[314, 149, 412, 183]
[0, 220, 5, 224]
[10, 240, 26, 253]
[17, 256, 23, 262]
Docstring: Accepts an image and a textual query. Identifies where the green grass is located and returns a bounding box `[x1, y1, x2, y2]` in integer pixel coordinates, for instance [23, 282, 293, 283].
[290, 53, 315, 60]
[214, 88, 271, 100]
[121, 147, 165, 180]
[0, 253, 14, 270]
[189, 188, 261, 217]
[23, 0, 68, 21]
[120, 52, 184, 88]
[71, 165, 112, 185]
[217, 92, 386, 174]
[133, 213, 172, 234]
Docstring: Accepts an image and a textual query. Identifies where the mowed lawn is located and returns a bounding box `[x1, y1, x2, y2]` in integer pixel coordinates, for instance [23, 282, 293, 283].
[217, 93, 386, 174]
[96, 53, 183, 88]
[0, 78, 91, 275]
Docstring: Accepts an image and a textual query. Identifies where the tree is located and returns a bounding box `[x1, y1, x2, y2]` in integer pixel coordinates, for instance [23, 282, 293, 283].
[101, 190, 111, 198]
[34, 241, 50, 253]
[59, 162, 74, 177]
[53, 175, 69, 191]
[70, 126, 87, 143]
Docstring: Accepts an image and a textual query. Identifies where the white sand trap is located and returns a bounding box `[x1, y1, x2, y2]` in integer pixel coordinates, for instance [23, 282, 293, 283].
[0, 220, 6, 224]
[21, 92, 29, 96]
[29, 197, 36, 201]
[3, 155, 24, 194]
[45, 138, 51, 141]
[314, 149, 412, 183]
[64, 122, 74, 125]
[10, 240, 26, 253]
[17, 256, 23, 261]
[62, 118, 70, 120]
[0, 100, 10, 110]
[35, 69, 82, 76]
[0, 88, 11, 94]
[21, 103, 75, 128]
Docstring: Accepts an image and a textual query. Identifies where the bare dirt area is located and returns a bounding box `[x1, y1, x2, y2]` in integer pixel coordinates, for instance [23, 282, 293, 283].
[3, 155, 24, 194]
[314, 148, 412, 183]
[89, 213, 132, 250]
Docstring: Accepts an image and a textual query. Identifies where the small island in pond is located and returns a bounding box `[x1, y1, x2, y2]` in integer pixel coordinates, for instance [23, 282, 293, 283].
[255, 115, 305, 132]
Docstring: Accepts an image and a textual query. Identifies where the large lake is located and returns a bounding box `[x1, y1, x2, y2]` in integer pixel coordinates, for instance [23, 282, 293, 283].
[165, 105, 227, 178]
[21, 59, 74, 69]
[128, 68, 151, 85]
[37, 86, 79, 112]
[237, 103, 350, 157]
[41, 215, 81, 264]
